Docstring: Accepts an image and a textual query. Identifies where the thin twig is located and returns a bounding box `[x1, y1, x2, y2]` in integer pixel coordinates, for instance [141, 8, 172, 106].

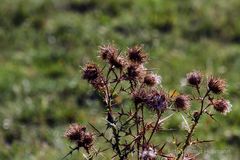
[176, 89, 210, 160]
[147, 110, 161, 144]
[61, 146, 79, 160]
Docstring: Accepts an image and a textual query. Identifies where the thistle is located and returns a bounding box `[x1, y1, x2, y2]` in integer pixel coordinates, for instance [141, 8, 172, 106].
[186, 71, 202, 86]
[174, 95, 191, 110]
[208, 77, 226, 94]
[63, 44, 232, 160]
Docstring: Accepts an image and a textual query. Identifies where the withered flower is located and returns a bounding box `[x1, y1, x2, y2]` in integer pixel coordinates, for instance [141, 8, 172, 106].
[64, 124, 94, 151]
[212, 99, 232, 115]
[99, 44, 117, 60]
[128, 45, 147, 64]
[146, 90, 168, 111]
[64, 123, 86, 143]
[143, 74, 161, 86]
[82, 132, 94, 150]
[126, 64, 146, 81]
[208, 77, 226, 94]
[186, 71, 202, 86]
[109, 56, 127, 69]
[82, 63, 100, 81]
[132, 89, 148, 105]
[174, 95, 191, 110]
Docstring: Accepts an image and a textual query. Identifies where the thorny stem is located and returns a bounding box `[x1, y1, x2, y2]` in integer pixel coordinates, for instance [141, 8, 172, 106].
[112, 126, 122, 159]
[195, 84, 201, 97]
[147, 110, 161, 144]
[176, 89, 210, 160]
[141, 105, 146, 145]
[89, 123, 112, 146]
[135, 103, 140, 160]
[104, 67, 124, 159]
[105, 67, 113, 113]
[61, 146, 79, 160]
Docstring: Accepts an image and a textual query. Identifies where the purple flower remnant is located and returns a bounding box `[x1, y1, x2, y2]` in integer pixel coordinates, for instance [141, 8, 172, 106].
[64, 124, 94, 151]
[125, 64, 146, 81]
[99, 44, 117, 61]
[143, 74, 161, 87]
[64, 123, 86, 143]
[132, 89, 148, 105]
[212, 99, 232, 115]
[128, 45, 147, 64]
[174, 95, 191, 110]
[146, 91, 168, 111]
[82, 63, 100, 81]
[208, 77, 226, 94]
[186, 71, 202, 86]
[109, 55, 127, 70]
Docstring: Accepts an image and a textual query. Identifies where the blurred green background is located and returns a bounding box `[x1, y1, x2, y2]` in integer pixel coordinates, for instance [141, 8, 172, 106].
[0, 0, 240, 159]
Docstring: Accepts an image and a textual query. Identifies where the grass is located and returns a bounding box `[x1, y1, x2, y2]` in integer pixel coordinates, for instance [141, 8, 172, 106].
[0, 0, 240, 159]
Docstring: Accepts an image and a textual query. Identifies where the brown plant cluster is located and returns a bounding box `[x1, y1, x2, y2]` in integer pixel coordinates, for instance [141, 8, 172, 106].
[64, 124, 94, 153]
[63, 44, 232, 160]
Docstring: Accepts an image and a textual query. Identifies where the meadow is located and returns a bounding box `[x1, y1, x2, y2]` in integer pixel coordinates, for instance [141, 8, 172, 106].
[0, 0, 240, 159]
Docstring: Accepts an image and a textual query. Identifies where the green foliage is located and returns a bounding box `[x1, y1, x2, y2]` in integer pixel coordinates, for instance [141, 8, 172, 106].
[0, 0, 239, 159]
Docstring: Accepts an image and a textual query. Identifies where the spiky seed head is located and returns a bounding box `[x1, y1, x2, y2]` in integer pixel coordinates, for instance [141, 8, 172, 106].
[109, 56, 127, 69]
[99, 44, 117, 60]
[186, 71, 202, 86]
[132, 89, 148, 105]
[208, 77, 226, 94]
[146, 90, 168, 111]
[64, 123, 86, 142]
[126, 64, 146, 81]
[174, 95, 191, 110]
[144, 74, 161, 86]
[128, 45, 147, 64]
[82, 132, 94, 149]
[82, 63, 100, 81]
[64, 124, 94, 151]
[212, 99, 232, 115]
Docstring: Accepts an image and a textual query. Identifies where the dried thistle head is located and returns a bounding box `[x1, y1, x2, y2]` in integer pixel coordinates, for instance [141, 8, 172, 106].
[126, 64, 146, 81]
[132, 89, 148, 105]
[128, 45, 147, 64]
[99, 44, 117, 60]
[109, 55, 127, 70]
[174, 95, 191, 110]
[212, 99, 232, 115]
[186, 71, 202, 86]
[143, 74, 161, 87]
[146, 90, 168, 111]
[64, 123, 86, 143]
[81, 132, 94, 151]
[82, 63, 100, 81]
[64, 124, 94, 151]
[208, 77, 226, 94]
